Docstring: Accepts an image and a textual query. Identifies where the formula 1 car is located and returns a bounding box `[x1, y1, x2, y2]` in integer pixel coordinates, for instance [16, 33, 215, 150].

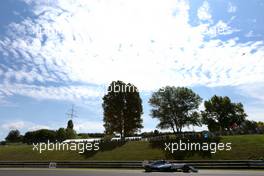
[143, 160, 198, 173]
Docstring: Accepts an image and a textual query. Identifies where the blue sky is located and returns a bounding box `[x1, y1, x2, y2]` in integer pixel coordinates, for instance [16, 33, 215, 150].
[0, 0, 264, 140]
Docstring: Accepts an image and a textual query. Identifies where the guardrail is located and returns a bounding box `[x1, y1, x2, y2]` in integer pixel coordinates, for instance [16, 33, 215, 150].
[0, 160, 263, 169]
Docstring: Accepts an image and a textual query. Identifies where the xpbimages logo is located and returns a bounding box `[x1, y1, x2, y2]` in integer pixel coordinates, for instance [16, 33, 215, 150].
[32, 141, 100, 154]
[164, 140, 232, 154]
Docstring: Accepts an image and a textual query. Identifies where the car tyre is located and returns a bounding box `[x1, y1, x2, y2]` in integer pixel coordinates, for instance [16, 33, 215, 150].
[182, 165, 190, 173]
[144, 166, 152, 172]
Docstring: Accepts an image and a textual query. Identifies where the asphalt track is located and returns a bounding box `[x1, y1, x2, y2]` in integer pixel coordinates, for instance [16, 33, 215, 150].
[0, 169, 263, 176]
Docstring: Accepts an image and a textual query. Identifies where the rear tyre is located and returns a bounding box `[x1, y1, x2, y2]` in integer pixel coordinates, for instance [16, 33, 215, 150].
[144, 166, 152, 172]
[182, 165, 190, 173]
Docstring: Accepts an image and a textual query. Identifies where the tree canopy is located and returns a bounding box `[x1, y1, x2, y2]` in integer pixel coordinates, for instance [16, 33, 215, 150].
[23, 129, 57, 144]
[67, 120, 74, 129]
[66, 120, 76, 139]
[201, 95, 247, 133]
[149, 86, 202, 134]
[5, 129, 22, 143]
[102, 80, 143, 139]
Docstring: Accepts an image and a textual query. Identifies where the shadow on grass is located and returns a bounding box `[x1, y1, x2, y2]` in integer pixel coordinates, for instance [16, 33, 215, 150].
[149, 135, 221, 160]
[82, 140, 126, 159]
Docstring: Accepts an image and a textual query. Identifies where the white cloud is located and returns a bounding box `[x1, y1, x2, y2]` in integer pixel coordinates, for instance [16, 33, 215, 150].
[234, 83, 264, 122]
[244, 30, 261, 38]
[0, 0, 263, 101]
[1, 121, 26, 130]
[238, 83, 264, 102]
[227, 2, 237, 13]
[0, 0, 263, 135]
[1, 120, 50, 133]
[205, 20, 240, 37]
[0, 83, 103, 103]
[197, 1, 212, 22]
[245, 31, 254, 38]
[246, 108, 264, 122]
[74, 119, 104, 133]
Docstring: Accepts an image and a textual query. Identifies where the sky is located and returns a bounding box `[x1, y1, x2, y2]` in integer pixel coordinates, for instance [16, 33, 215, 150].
[0, 0, 264, 140]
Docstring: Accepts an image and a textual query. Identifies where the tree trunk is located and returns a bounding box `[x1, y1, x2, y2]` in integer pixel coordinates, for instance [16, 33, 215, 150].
[171, 124, 177, 136]
[219, 126, 223, 136]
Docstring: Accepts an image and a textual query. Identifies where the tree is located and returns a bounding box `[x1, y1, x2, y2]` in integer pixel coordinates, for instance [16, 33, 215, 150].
[56, 128, 67, 142]
[202, 117, 220, 133]
[65, 128, 76, 139]
[67, 120, 74, 129]
[102, 80, 143, 139]
[5, 129, 22, 143]
[257, 121, 264, 133]
[149, 86, 202, 134]
[240, 120, 258, 134]
[23, 129, 57, 144]
[201, 95, 247, 134]
[66, 120, 76, 139]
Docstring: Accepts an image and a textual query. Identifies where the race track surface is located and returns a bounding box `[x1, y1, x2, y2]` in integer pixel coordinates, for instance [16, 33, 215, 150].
[0, 169, 263, 176]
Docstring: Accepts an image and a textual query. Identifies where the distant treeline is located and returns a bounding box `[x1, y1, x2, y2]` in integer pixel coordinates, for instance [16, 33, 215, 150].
[2, 83, 264, 144]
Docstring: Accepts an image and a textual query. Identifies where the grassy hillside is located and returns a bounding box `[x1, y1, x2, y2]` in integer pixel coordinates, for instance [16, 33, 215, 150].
[0, 143, 84, 161]
[86, 141, 164, 161]
[212, 134, 264, 160]
[0, 134, 263, 161]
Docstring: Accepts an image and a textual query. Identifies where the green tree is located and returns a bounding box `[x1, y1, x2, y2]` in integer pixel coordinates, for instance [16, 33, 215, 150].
[102, 80, 143, 139]
[201, 95, 247, 134]
[23, 129, 57, 144]
[240, 120, 257, 134]
[149, 86, 202, 134]
[65, 128, 76, 139]
[67, 120, 74, 129]
[66, 120, 76, 139]
[5, 129, 22, 143]
[56, 128, 67, 142]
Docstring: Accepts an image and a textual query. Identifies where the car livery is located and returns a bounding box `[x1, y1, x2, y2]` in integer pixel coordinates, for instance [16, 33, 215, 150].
[143, 160, 198, 173]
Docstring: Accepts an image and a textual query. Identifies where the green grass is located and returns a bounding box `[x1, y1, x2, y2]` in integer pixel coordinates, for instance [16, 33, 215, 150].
[0, 134, 263, 161]
[212, 134, 264, 160]
[0, 144, 84, 161]
[86, 141, 164, 161]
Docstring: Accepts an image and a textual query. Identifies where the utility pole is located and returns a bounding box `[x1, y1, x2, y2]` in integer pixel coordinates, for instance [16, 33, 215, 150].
[67, 104, 77, 120]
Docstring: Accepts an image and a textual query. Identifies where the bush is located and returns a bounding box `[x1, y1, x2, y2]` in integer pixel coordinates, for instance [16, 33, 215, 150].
[23, 129, 57, 144]
[5, 129, 23, 143]
[56, 128, 67, 142]
[65, 128, 77, 139]
[0, 141, 6, 145]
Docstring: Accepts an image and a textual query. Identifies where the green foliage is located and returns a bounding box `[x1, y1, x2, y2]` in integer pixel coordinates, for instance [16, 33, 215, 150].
[149, 86, 202, 134]
[65, 119, 77, 139]
[239, 120, 258, 134]
[67, 120, 74, 129]
[77, 133, 90, 139]
[102, 80, 143, 139]
[56, 128, 67, 142]
[0, 141, 6, 145]
[65, 128, 77, 139]
[22, 120, 77, 144]
[5, 129, 22, 143]
[201, 95, 247, 133]
[23, 129, 57, 144]
[77, 133, 105, 139]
